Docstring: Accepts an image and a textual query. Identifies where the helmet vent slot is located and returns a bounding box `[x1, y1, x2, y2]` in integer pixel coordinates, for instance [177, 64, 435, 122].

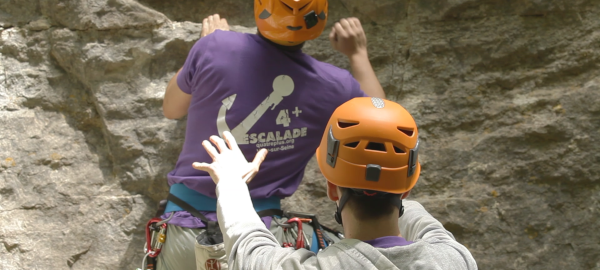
[393, 145, 405, 154]
[398, 127, 414, 136]
[299, 3, 310, 10]
[365, 142, 386, 152]
[344, 141, 359, 148]
[338, 120, 359, 128]
[281, 1, 293, 11]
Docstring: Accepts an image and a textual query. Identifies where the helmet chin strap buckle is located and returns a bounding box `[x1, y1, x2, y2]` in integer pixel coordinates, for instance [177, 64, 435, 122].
[334, 211, 343, 225]
[393, 196, 405, 218]
[334, 189, 351, 225]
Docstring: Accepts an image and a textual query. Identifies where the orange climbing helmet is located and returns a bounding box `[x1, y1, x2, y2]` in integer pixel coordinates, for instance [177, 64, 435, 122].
[254, 0, 328, 44]
[316, 97, 421, 195]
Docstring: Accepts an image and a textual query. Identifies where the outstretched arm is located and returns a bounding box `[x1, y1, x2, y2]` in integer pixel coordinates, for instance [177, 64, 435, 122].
[193, 132, 317, 270]
[329, 18, 385, 99]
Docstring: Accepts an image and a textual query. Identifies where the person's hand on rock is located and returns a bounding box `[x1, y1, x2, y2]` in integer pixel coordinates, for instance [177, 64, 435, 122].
[202, 14, 230, 37]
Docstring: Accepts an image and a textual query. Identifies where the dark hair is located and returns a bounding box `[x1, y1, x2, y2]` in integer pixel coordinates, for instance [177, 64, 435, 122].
[340, 188, 399, 220]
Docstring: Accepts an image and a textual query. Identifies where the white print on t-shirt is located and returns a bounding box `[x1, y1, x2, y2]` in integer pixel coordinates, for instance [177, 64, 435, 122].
[252, 127, 306, 153]
[292, 107, 302, 117]
[216, 75, 308, 153]
[276, 109, 291, 127]
[275, 106, 302, 127]
[250, 128, 307, 145]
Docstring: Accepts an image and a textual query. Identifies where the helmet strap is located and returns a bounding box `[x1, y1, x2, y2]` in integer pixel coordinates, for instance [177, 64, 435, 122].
[392, 195, 405, 218]
[334, 188, 352, 225]
[334, 189, 405, 225]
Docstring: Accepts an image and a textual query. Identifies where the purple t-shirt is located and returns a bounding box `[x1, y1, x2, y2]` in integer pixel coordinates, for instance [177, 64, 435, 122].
[364, 236, 413, 248]
[168, 30, 366, 199]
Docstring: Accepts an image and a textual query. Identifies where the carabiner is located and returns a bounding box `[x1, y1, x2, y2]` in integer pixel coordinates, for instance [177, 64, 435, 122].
[286, 217, 310, 249]
[145, 218, 168, 258]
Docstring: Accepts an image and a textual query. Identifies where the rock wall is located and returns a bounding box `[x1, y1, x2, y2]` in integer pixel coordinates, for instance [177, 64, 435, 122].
[1, 0, 598, 269]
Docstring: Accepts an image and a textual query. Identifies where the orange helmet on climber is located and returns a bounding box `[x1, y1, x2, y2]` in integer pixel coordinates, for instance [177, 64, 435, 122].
[316, 97, 421, 195]
[255, 0, 329, 45]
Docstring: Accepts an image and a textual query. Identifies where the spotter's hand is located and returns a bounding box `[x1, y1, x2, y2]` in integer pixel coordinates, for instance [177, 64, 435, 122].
[329, 18, 368, 58]
[192, 131, 268, 185]
[201, 14, 230, 37]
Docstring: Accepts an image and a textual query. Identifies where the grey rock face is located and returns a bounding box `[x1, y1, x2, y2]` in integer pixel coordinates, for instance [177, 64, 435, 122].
[1, 0, 599, 269]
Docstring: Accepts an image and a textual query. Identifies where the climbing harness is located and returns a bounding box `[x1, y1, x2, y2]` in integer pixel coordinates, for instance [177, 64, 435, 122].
[138, 196, 345, 269]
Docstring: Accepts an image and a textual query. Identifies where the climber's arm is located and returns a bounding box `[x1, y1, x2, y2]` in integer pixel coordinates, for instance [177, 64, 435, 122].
[329, 18, 385, 98]
[163, 69, 192, 120]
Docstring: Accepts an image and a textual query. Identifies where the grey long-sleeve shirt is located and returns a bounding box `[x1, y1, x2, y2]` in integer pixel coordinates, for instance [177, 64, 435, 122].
[216, 180, 478, 270]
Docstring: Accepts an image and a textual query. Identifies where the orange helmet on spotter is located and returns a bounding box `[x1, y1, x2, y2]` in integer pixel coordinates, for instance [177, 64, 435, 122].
[316, 97, 421, 195]
[254, 0, 328, 44]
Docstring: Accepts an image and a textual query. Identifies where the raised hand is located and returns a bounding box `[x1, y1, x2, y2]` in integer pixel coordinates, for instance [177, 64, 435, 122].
[329, 18, 367, 58]
[192, 131, 268, 184]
